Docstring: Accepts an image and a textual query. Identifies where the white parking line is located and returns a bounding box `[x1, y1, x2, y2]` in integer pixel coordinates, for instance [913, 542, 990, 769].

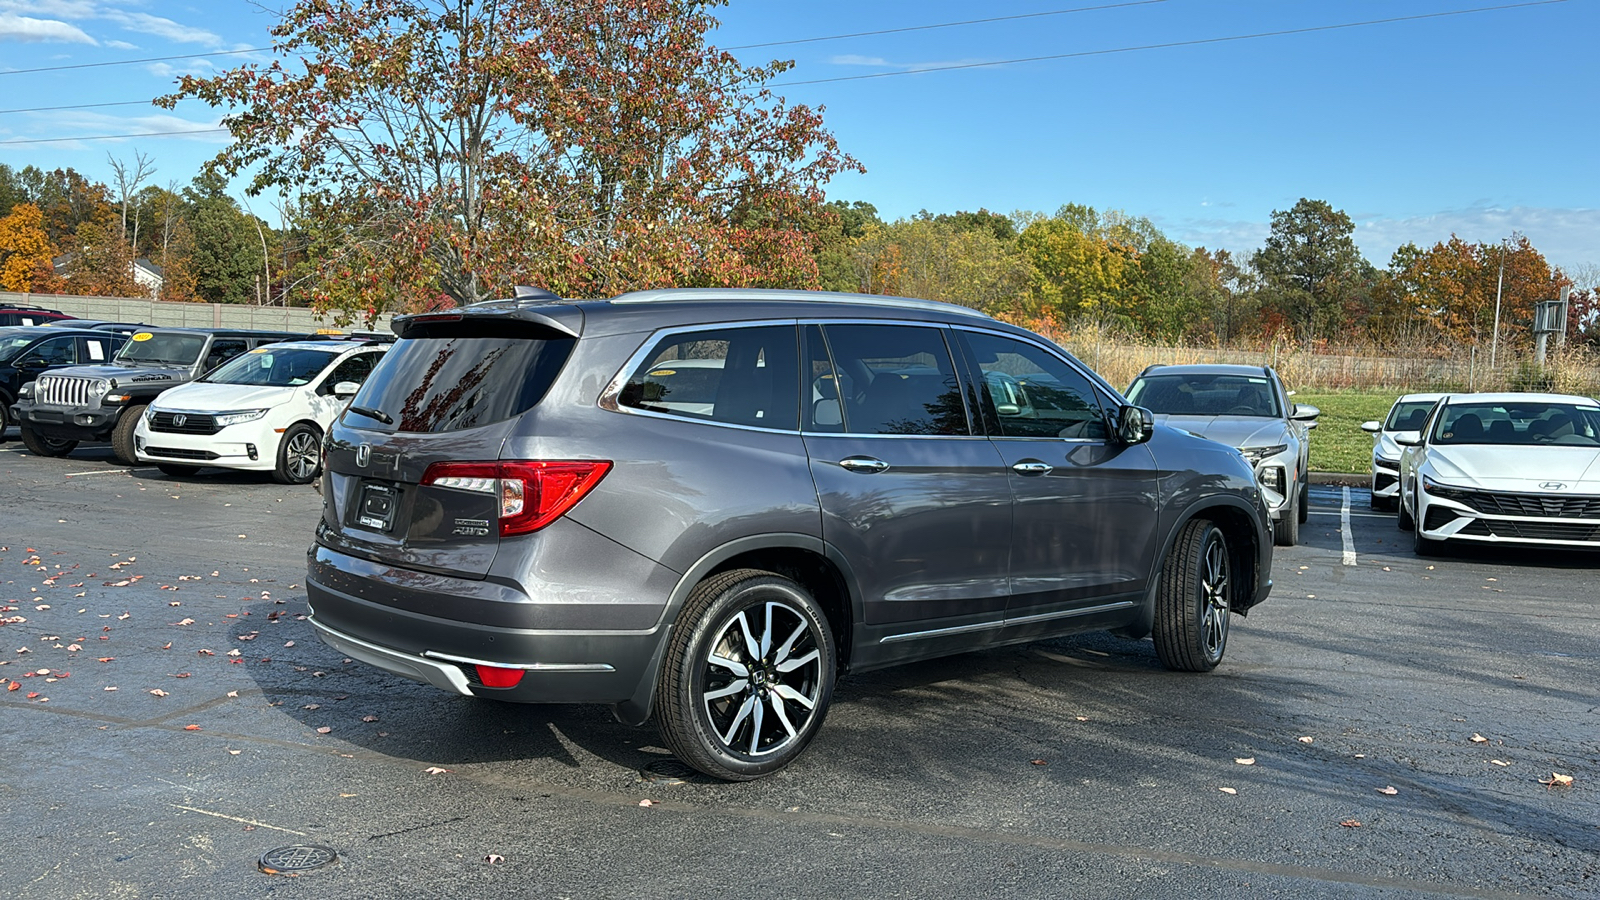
[1340, 486, 1357, 566]
[63, 469, 130, 477]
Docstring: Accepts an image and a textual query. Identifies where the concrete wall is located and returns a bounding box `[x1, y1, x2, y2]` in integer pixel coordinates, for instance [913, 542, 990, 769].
[2, 291, 395, 334]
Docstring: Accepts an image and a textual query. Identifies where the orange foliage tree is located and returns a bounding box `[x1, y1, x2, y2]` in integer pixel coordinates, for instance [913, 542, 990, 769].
[0, 203, 59, 292]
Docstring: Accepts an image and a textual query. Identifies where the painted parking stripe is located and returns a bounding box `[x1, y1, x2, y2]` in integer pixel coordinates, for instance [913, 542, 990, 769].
[1340, 486, 1357, 567]
[63, 469, 130, 477]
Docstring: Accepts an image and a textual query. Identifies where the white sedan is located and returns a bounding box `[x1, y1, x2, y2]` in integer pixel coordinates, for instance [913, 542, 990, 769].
[134, 339, 389, 484]
[1397, 392, 1600, 554]
[1361, 392, 1445, 510]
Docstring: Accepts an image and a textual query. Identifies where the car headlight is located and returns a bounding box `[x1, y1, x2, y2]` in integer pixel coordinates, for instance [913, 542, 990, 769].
[214, 409, 270, 427]
[1421, 475, 1470, 501]
[142, 406, 158, 425]
[1239, 443, 1289, 464]
[90, 381, 110, 396]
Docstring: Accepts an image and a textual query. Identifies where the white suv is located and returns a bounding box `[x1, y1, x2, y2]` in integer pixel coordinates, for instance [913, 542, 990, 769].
[134, 338, 389, 483]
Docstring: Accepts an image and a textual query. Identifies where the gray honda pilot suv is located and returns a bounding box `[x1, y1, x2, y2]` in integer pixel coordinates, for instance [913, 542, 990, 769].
[308, 289, 1273, 780]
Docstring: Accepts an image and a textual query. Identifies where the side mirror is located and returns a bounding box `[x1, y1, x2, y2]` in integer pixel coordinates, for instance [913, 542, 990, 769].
[1116, 405, 1154, 445]
[1360, 420, 1382, 434]
[333, 381, 361, 399]
[1291, 403, 1320, 421]
[1394, 434, 1421, 447]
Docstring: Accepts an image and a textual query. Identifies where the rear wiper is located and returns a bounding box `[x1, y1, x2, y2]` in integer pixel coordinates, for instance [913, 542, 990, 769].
[348, 405, 393, 425]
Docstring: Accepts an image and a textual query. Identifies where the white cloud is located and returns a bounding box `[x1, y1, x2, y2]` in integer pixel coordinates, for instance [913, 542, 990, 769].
[104, 38, 136, 49]
[830, 55, 891, 68]
[0, 12, 97, 44]
[102, 10, 221, 45]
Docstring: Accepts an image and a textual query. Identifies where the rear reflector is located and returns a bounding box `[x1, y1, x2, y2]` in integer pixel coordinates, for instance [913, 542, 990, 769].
[474, 665, 525, 688]
[421, 460, 612, 536]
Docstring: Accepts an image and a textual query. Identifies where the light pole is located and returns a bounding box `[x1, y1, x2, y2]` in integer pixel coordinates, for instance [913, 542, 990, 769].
[1489, 237, 1507, 370]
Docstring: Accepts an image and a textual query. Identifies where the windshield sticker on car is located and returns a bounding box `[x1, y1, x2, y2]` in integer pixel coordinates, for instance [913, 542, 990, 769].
[131, 332, 153, 342]
[250, 347, 270, 353]
[650, 369, 676, 376]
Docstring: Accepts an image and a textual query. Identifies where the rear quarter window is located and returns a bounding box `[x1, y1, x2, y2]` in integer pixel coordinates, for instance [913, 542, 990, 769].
[347, 324, 575, 433]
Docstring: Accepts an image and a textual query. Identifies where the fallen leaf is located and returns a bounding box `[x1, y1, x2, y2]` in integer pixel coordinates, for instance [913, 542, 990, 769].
[183, 724, 201, 731]
[316, 726, 332, 734]
[148, 689, 169, 697]
[1030, 759, 1047, 766]
[97, 657, 115, 663]
[1235, 757, 1256, 765]
[484, 854, 505, 865]
[1540, 772, 1574, 788]
[228, 749, 241, 755]
[227, 690, 238, 698]
[1218, 787, 1237, 795]
[361, 715, 379, 723]
[1377, 786, 1398, 795]
[1339, 819, 1362, 828]
[171, 618, 195, 626]
[638, 799, 656, 807]
[424, 766, 450, 775]
[283, 641, 295, 648]
[1470, 733, 1488, 743]
[1491, 759, 1510, 767]
[303, 703, 321, 710]
[1297, 736, 1314, 744]
[103, 686, 117, 691]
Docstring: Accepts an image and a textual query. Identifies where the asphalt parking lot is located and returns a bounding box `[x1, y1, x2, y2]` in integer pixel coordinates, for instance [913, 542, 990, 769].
[2, 436, 1596, 899]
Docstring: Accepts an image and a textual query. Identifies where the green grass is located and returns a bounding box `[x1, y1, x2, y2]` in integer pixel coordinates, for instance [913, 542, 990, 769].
[1295, 390, 1397, 474]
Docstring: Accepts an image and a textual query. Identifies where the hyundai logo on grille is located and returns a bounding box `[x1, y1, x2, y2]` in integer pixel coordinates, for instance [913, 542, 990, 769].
[1539, 482, 1566, 490]
[172, 414, 187, 428]
[355, 444, 371, 468]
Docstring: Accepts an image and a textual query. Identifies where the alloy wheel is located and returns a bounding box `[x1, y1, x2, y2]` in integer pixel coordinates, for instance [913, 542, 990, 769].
[699, 600, 824, 757]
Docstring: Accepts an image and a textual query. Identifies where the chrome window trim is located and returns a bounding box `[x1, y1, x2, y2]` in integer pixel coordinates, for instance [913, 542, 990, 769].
[878, 600, 1136, 644]
[1002, 600, 1137, 627]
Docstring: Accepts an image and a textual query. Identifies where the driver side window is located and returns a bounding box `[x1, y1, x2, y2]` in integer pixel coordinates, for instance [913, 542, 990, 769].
[962, 331, 1107, 440]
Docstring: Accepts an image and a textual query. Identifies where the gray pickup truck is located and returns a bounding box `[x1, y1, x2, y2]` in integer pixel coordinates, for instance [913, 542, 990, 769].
[11, 327, 301, 464]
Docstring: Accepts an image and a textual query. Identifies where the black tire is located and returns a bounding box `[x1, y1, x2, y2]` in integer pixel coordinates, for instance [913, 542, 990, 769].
[656, 569, 836, 781]
[1413, 504, 1450, 556]
[1297, 479, 1309, 524]
[1396, 492, 1414, 531]
[19, 425, 77, 458]
[1153, 519, 1231, 672]
[110, 404, 144, 465]
[0, 392, 11, 442]
[273, 423, 321, 485]
[157, 463, 200, 477]
[1273, 496, 1299, 546]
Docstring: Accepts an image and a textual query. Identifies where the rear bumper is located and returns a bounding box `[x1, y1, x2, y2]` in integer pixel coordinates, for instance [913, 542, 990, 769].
[305, 543, 668, 705]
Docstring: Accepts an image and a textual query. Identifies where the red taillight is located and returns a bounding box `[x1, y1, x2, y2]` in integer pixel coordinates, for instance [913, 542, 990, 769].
[473, 665, 525, 688]
[421, 460, 612, 536]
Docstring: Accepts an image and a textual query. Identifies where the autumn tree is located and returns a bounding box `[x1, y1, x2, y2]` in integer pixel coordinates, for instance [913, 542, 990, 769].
[1374, 234, 1564, 351]
[1016, 206, 1137, 326]
[0, 203, 60, 293]
[1251, 198, 1367, 343]
[166, 0, 859, 320]
[63, 217, 143, 298]
[844, 215, 1032, 311]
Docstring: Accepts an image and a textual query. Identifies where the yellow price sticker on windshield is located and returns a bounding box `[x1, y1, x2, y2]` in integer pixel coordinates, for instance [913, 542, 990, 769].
[131, 332, 153, 342]
[649, 369, 676, 377]
[249, 347, 269, 353]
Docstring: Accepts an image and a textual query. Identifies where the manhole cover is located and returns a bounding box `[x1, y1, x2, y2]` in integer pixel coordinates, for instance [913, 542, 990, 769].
[640, 759, 695, 784]
[259, 845, 339, 876]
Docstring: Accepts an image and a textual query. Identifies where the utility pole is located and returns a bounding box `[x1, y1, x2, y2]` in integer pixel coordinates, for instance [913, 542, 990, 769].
[1489, 238, 1506, 369]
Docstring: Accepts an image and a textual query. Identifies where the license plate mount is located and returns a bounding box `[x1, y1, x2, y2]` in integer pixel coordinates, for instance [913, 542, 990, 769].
[356, 482, 398, 532]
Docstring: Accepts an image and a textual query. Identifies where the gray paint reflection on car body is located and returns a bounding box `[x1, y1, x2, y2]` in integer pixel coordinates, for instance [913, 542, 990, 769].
[305, 288, 1275, 779]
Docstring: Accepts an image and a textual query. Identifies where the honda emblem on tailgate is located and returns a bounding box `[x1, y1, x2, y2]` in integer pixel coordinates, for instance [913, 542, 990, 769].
[355, 444, 371, 468]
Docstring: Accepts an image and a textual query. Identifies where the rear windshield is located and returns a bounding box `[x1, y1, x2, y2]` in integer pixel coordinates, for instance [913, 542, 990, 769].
[346, 327, 575, 433]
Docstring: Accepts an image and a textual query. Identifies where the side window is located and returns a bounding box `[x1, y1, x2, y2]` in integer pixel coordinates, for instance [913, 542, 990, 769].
[323, 352, 380, 392]
[821, 324, 970, 436]
[618, 325, 799, 430]
[962, 331, 1108, 440]
[206, 339, 249, 370]
[28, 336, 78, 366]
[803, 324, 845, 433]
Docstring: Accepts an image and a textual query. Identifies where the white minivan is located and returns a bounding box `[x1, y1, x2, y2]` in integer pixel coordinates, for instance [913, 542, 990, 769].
[134, 338, 390, 483]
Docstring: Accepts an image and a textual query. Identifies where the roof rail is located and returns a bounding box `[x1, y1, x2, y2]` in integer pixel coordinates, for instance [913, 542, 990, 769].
[608, 288, 993, 319]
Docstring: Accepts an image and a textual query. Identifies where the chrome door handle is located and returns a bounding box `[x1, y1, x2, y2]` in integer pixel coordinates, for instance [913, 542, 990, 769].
[1011, 461, 1053, 475]
[838, 456, 891, 474]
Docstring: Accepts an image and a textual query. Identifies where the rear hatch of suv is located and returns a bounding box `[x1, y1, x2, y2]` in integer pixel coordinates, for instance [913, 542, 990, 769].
[319, 306, 592, 579]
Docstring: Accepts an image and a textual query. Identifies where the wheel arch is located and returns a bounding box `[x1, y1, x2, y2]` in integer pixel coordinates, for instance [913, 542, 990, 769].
[1159, 496, 1266, 620]
[612, 533, 860, 727]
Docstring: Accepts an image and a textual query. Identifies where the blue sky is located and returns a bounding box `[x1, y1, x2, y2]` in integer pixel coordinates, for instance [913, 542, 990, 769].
[2, 0, 1595, 274]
